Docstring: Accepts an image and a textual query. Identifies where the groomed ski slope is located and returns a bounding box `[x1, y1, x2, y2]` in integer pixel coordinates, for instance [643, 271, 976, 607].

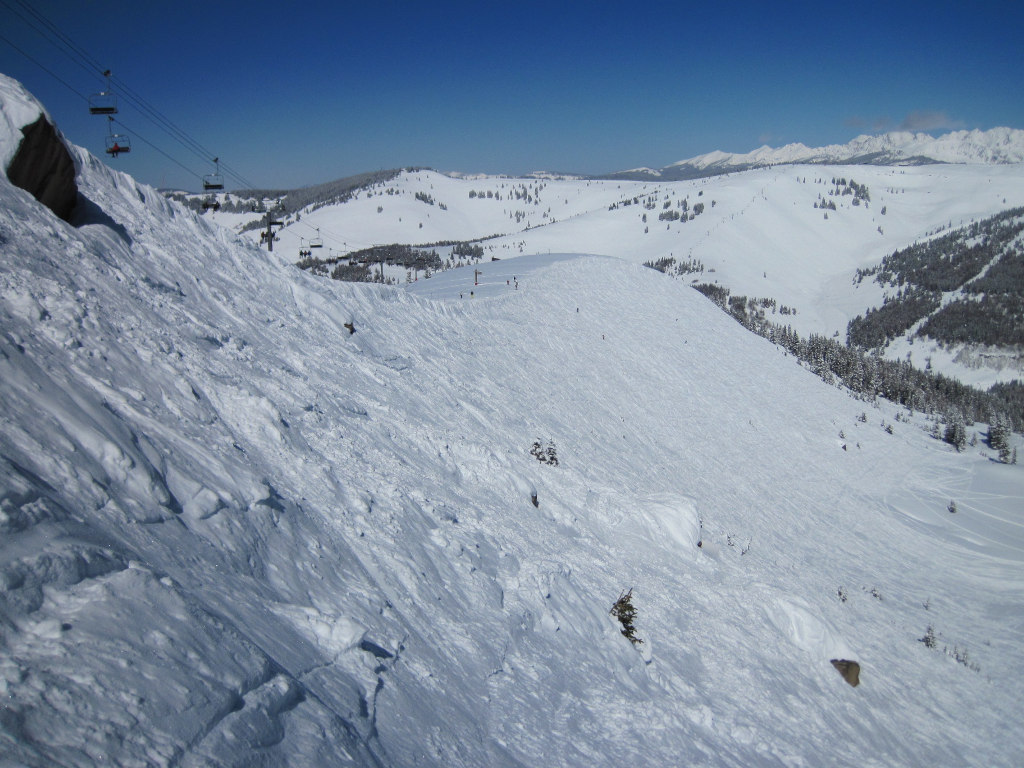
[2, 75, 1023, 766]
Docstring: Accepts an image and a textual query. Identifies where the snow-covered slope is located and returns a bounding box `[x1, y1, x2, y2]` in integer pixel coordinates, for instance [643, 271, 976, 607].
[224, 162, 1024, 387]
[3, 75, 1024, 767]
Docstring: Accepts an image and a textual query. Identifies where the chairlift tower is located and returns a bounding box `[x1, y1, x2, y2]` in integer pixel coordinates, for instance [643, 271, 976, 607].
[263, 208, 284, 252]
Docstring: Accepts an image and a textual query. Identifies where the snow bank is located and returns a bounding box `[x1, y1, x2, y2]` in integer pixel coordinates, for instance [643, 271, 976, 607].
[0, 73, 48, 167]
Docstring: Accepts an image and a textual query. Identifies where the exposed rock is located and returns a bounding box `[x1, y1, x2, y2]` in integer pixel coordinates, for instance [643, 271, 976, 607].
[6, 114, 77, 222]
[830, 659, 861, 687]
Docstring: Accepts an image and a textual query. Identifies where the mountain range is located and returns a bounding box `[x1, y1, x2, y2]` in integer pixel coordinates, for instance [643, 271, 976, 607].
[607, 127, 1024, 180]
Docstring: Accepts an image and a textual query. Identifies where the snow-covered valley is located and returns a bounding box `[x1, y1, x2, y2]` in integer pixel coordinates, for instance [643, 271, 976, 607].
[2, 74, 1024, 766]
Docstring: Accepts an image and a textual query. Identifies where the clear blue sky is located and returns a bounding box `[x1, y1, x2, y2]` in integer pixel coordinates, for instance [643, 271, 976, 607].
[2, 0, 1022, 191]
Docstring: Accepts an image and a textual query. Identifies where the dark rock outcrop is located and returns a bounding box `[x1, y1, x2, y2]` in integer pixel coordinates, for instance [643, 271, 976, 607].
[830, 659, 861, 687]
[6, 115, 77, 222]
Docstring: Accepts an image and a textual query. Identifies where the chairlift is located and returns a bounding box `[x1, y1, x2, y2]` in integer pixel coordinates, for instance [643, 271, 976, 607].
[104, 118, 131, 157]
[89, 70, 118, 115]
[89, 92, 117, 115]
[202, 195, 220, 211]
[309, 228, 323, 248]
[203, 157, 224, 191]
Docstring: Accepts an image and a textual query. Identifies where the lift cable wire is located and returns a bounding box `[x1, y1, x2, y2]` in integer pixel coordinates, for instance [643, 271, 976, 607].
[108, 117, 204, 181]
[290, 218, 413, 256]
[289, 219, 371, 253]
[1, 0, 259, 192]
[1, 0, 107, 83]
[0, 30, 90, 106]
[0, 34, 200, 181]
[1, 1, 370, 242]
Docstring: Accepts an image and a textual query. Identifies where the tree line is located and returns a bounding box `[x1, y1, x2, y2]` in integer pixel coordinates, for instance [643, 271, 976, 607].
[849, 207, 1024, 349]
[691, 282, 1022, 432]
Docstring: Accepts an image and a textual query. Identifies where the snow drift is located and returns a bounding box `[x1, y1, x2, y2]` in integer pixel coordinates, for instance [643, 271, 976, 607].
[2, 74, 1023, 767]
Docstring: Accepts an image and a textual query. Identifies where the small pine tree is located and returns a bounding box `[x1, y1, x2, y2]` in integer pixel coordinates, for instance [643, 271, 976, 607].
[610, 589, 643, 645]
[988, 414, 1012, 462]
[920, 625, 937, 649]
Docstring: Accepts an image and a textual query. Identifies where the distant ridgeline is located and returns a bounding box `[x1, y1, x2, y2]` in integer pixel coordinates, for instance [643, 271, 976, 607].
[849, 207, 1024, 349]
[166, 169, 405, 223]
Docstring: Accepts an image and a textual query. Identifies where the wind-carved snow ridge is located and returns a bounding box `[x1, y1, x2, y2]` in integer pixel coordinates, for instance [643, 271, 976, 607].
[2, 73, 1024, 767]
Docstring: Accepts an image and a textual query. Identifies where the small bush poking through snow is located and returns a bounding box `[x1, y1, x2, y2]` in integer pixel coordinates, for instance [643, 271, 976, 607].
[611, 589, 643, 645]
[530, 439, 559, 466]
[920, 625, 937, 649]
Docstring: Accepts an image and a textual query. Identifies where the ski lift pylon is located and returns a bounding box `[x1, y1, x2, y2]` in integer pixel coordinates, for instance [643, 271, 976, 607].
[89, 70, 118, 115]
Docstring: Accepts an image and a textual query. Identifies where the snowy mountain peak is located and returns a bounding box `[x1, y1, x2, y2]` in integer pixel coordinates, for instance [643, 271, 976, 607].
[659, 127, 1024, 177]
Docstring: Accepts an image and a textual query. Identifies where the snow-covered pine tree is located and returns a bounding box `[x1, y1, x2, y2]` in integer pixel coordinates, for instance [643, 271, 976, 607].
[944, 409, 967, 452]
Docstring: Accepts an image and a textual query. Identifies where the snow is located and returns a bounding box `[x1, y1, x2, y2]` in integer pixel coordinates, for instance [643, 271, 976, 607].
[0, 75, 47, 167]
[2, 74, 1024, 766]
[229, 161, 1024, 386]
[671, 128, 1024, 169]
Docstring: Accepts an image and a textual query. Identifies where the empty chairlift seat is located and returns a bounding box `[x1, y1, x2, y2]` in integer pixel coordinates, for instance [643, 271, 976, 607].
[203, 158, 224, 191]
[89, 71, 118, 115]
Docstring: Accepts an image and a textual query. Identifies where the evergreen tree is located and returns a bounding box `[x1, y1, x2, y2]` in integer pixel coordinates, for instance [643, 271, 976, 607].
[944, 409, 968, 451]
[988, 413, 1011, 454]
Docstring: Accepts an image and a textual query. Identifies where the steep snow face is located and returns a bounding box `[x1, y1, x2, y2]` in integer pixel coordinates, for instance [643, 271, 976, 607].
[670, 127, 1024, 169]
[2, 78, 1024, 767]
[0, 73, 48, 167]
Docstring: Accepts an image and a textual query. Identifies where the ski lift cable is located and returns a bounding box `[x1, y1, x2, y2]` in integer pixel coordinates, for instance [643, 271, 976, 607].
[0, 2, 217, 177]
[214, 160, 259, 192]
[290, 220, 355, 250]
[106, 117, 203, 180]
[3, 1, 290, 197]
[3, 0, 213, 165]
[2, 0, 260, 192]
[1, 0, 108, 83]
[287, 219, 400, 255]
[0, 31, 91, 106]
[279, 219, 368, 255]
[0, 34, 204, 184]
[107, 78, 220, 165]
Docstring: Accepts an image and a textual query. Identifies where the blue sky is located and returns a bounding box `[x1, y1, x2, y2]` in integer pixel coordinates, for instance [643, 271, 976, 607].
[2, 0, 1022, 191]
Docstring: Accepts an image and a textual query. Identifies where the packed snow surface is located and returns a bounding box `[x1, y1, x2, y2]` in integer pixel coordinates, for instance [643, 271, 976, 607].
[2, 74, 1024, 766]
